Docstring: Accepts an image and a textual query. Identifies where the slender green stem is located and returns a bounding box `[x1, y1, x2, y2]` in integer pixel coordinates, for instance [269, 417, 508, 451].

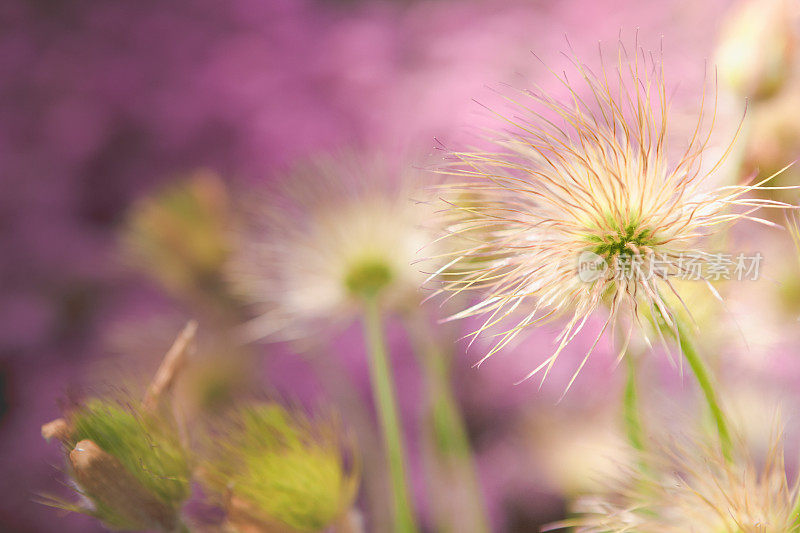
[361, 296, 418, 533]
[791, 496, 800, 528]
[675, 317, 733, 461]
[623, 352, 645, 454]
[622, 345, 656, 486]
[404, 316, 490, 533]
[792, 496, 800, 527]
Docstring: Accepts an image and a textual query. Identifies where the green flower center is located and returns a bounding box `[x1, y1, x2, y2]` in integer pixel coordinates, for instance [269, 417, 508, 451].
[344, 258, 393, 298]
[587, 220, 655, 260]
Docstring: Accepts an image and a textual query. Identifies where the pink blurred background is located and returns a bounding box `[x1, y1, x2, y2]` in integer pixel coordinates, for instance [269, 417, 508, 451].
[7, 0, 800, 531]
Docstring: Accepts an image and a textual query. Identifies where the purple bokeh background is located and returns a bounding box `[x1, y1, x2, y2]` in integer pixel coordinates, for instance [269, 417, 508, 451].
[8, 0, 798, 531]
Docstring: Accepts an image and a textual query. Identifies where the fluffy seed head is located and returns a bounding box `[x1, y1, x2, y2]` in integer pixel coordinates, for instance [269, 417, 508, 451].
[229, 157, 435, 342]
[430, 40, 789, 386]
[567, 432, 800, 532]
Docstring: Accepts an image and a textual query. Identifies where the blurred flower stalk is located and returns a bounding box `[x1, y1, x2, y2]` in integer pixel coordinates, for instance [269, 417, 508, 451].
[358, 281, 418, 533]
[403, 311, 490, 533]
[120, 173, 260, 417]
[227, 159, 490, 532]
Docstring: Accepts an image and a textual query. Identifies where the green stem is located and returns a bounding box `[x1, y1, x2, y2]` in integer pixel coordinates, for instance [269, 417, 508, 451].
[623, 352, 646, 454]
[361, 296, 418, 533]
[405, 316, 490, 533]
[622, 344, 657, 487]
[675, 318, 733, 461]
[792, 497, 800, 527]
[792, 496, 800, 528]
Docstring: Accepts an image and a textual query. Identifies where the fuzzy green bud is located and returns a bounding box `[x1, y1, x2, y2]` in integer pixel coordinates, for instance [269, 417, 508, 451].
[42, 398, 191, 531]
[202, 404, 359, 532]
[124, 171, 231, 299]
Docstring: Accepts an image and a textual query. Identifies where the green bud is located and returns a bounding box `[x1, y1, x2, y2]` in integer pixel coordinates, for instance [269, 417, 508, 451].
[41, 398, 191, 531]
[68, 399, 191, 507]
[202, 404, 359, 532]
[123, 171, 230, 299]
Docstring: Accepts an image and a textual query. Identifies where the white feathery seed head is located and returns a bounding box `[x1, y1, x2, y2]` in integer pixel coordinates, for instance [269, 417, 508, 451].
[566, 430, 800, 532]
[429, 39, 792, 387]
[229, 156, 436, 343]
